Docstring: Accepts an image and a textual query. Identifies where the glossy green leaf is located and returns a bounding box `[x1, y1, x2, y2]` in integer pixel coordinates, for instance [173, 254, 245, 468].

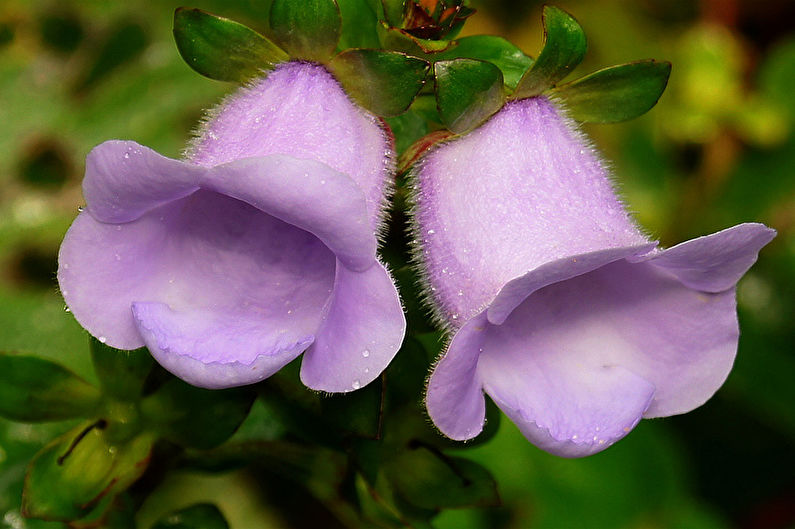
[173, 8, 288, 83]
[90, 336, 153, 400]
[513, 5, 586, 98]
[330, 49, 429, 116]
[435, 58, 505, 134]
[381, 0, 406, 27]
[22, 423, 153, 521]
[151, 503, 229, 529]
[141, 376, 255, 450]
[338, 0, 381, 49]
[0, 353, 100, 422]
[386, 446, 500, 509]
[553, 60, 672, 122]
[379, 23, 455, 55]
[270, 0, 341, 61]
[436, 35, 534, 89]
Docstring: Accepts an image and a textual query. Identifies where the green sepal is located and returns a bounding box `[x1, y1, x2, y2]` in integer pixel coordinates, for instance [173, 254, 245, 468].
[151, 503, 230, 529]
[330, 49, 429, 116]
[173, 8, 288, 83]
[270, 0, 341, 62]
[90, 337, 153, 401]
[553, 60, 672, 122]
[381, 0, 406, 28]
[385, 446, 500, 509]
[141, 376, 255, 450]
[337, 0, 381, 49]
[22, 422, 154, 521]
[0, 353, 100, 422]
[435, 58, 505, 134]
[436, 35, 534, 89]
[513, 5, 586, 99]
[379, 23, 454, 55]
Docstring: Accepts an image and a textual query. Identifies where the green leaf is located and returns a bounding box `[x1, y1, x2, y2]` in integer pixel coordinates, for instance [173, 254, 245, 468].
[151, 503, 230, 529]
[90, 336, 153, 400]
[386, 445, 500, 509]
[381, 0, 406, 27]
[269, 0, 341, 61]
[173, 8, 288, 83]
[338, 0, 381, 49]
[0, 353, 100, 422]
[330, 49, 429, 116]
[22, 423, 153, 521]
[141, 376, 255, 450]
[553, 60, 672, 122]
[435, 58, 505, 134]
[436, 35, 534, 89]
[513, 5, 586, 98]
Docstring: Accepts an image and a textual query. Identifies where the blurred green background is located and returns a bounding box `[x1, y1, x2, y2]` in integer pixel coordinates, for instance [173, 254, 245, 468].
[0, 0, 793, 528]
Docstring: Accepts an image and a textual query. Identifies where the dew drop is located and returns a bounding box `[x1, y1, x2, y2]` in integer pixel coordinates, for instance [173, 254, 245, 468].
[427, 229, 435, 235]
[98, 336, 107, 344]
[63, 263, 69, 269]
[364, 368, 369, 374]
[362, 349, 370, 358]
[123, 152, 130, 159]
[63, 306, 70, 313]
[77, 206, 85, 213]
[352, 380, 361, 390]
[114, 254, 121, 261]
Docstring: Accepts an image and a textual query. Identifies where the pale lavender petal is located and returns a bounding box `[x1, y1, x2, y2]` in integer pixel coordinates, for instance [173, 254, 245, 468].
[190, 61, 394, 229]
[479, 254, 747, 454]
[61, 191, 335, 366]
[83, 141, 200, 223]
[132, 303, 312, 389]
[425, 312, 489, 440]
[206, 155, 376, 271]
[487, 243, 656, 325]
[300, 260, 405, 393]
[633, 223, 777, 292]
[413, 97, 648, 325]
[478, 268, 660, 456]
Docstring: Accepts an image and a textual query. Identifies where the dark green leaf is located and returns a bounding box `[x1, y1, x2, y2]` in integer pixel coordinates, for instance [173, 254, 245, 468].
[151, 503, 229, 529]
[22, 423, 153, 521]
[90, 336, 153, 400]
[141, 376, 255, 449]
[173, 8, 288, 83]
[379, 23, 455, 55]
[436, 35, 534, 89]
[330, 49, 429, 116]
[386, 446, 500, 509]
[0, 353, 100, 422]
[554, 60, 672, 122]
[320, 377, 383, 438]
[381, 0, 405, 27]
[269, 0, 341, 61]
[385, 110, 431, 156]
[338, 0, 381, 49]
[435, 58, 505, 134]
[513, 5, 586, 98]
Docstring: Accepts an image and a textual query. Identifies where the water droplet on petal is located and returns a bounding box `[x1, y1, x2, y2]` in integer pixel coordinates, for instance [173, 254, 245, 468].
[427, 229, 435, 235]
[362, 349, 370, 358]
[352, 380, 361, 390]
[77, 206, 85, 212]
[123, 152, 130, 159]
[63, 306, 70, 313]
[98, 336, 107, 343]
[63, 263, 69, 269]
[114, 254, 121, 261]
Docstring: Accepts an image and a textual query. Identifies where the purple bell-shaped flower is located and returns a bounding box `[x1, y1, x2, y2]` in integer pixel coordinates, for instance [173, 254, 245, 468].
[414, 96, 775, 457]
[59, 61, 405, 392]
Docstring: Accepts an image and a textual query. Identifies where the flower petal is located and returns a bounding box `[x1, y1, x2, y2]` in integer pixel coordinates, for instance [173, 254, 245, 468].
[487, 243, 656, 325]
[132, 303, 312, 389]
[205, 155, 376, 271]
[633, 223, 776, 293]
[478, 273, 658, 456]
[61, 190, 336, 366]
[300, 260, 406, 392]
[413, 97, 648, 325]
[83, 141, 201, 223]
[425, 312, 489, 440]
[189, 61, 394, 229]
